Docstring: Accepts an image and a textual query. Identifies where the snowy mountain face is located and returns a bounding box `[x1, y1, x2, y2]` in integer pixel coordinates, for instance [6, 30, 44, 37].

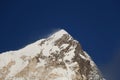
[0, 29, 105, 80]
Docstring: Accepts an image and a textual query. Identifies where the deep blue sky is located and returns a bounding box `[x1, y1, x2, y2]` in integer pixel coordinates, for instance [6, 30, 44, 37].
[0, 0, 120, 79]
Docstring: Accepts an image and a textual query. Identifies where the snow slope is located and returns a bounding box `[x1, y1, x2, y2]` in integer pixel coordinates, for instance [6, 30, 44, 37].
[0, 29, 105, 80]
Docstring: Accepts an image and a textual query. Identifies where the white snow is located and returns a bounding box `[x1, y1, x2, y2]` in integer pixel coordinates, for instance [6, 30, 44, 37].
[65, 62, 75, 80]
[6, 59, 28, 79]
[83, 51, 95, 67]
[48, 67, 74, 80]
[69, 62, 78, 67]
[63, 49, 75, 63]
[0, 39, 44, 79]
[42, 44, 52, 57]
[0, 29, 104, 80]
[50, 46, 60, 53]
[0, 51, 14, 69]
[79, 54, 86, 60]
[17, 39, 43, 58]
[49, 29, 69, 42]
[54, 77, 68, 80]
[0, 39, 44, 69]
[13, 77, 26, 80]
[60, 44, 69, 49]
[36, 58, 46, 68]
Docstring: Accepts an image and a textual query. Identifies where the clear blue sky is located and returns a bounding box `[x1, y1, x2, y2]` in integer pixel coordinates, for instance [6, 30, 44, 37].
[0, 0, 120, 79]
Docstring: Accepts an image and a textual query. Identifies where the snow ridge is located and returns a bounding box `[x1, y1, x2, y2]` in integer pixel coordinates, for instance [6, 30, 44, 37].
[0, 29, 105, 80]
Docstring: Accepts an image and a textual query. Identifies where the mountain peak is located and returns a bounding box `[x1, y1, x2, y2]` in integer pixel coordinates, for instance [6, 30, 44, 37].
[52, 29, 69, 37]
[0, 29, 105, 80]
[57, 29, 68, 34]
[48, 29, 71, 42]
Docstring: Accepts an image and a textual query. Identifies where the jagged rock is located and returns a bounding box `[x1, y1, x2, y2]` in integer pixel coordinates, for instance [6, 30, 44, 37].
[0, 29, 105, 80]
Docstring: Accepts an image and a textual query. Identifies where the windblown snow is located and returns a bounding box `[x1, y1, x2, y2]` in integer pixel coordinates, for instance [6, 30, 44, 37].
[0, 29, 105, 80]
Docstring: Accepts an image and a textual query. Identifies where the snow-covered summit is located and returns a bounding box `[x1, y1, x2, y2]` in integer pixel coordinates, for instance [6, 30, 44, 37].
[0, 29, 105, 80]
[54, 29, 69, 35]
[48, 29, 70, 41]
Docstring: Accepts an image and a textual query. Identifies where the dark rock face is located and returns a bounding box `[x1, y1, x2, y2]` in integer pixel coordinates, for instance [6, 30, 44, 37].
[0, 29, 105, 80]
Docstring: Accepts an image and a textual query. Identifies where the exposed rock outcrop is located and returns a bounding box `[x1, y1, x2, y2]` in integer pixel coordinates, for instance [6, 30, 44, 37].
[0, 29, 105, 80]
